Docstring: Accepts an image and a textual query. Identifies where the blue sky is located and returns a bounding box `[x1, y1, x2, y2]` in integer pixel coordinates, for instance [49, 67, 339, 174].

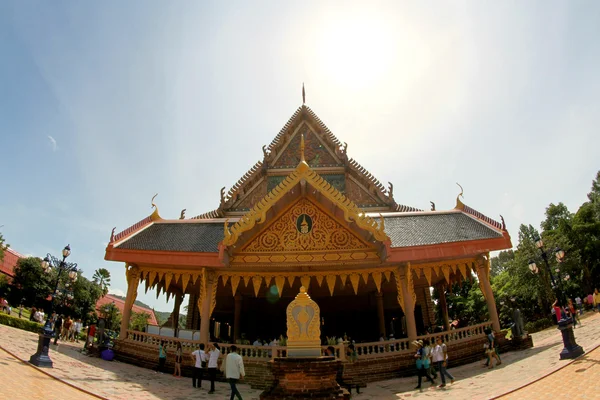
[1, 1, 599, 312]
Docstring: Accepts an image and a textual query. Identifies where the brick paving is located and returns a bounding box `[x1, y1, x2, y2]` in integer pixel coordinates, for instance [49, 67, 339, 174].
[0, 313, 599, 400]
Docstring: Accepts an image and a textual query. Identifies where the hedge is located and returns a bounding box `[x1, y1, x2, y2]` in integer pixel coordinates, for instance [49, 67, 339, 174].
[524, 317, 553, 334]
[0, 313, 44, 334]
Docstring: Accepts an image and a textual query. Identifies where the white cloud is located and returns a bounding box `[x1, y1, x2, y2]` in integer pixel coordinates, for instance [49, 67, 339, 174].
[109, 288, 126, 297]
[47, 135, 57, 151]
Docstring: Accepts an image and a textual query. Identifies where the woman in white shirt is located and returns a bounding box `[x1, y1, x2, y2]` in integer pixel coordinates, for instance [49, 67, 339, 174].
[191, 343, 207, 388]
[207, 343, 221, 394]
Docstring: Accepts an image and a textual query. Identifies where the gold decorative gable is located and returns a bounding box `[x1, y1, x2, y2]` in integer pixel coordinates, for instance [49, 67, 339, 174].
[222, 151, 389, 249]
[241, 198, 371, 253]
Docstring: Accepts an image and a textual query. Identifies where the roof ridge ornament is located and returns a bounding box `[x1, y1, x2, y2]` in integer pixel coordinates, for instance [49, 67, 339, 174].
[302, 83, 306, 104]
[150, 193, 161, 220]
[455, 183, 465, 210]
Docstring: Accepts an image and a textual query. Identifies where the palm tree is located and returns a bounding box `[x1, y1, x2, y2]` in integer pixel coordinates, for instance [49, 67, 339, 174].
[93, 268, 111, 297]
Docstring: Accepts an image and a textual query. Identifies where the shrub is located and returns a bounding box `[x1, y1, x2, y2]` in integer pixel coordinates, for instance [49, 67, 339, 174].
[0, 313, 44, 333]
[524, 317, 553, 334]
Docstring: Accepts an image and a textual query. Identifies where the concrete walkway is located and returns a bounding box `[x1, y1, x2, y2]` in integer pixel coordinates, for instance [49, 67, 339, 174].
[0, 313, 598, 400]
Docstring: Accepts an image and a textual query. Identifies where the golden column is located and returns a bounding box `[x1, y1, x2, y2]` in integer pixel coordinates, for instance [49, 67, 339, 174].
[395, 264, 417, 342]
[119, 264, 140, 340]
[476, 255, 501, 332]
[199, 270, 217, 343]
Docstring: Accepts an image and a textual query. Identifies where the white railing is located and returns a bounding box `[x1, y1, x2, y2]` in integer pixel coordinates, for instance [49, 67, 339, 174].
[122, 322, 492, 362]
[416, 321, 493, 345]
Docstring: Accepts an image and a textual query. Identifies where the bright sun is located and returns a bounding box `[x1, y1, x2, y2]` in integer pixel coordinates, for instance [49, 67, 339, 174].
[317, 11, 396, 88]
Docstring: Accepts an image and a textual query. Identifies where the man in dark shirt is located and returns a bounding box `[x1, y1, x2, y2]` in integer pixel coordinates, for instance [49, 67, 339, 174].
[53, 315, 63, 345]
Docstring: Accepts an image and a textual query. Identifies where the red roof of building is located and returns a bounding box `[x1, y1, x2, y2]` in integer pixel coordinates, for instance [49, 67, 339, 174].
[96, 293, 158, 325]
[1, 248, 24, 278]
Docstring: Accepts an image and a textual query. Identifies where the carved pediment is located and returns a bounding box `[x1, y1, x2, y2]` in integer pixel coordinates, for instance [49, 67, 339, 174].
[230, 198, 380, 266]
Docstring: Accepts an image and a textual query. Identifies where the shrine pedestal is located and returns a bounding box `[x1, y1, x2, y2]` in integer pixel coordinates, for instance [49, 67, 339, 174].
[260, 356, 348, 400]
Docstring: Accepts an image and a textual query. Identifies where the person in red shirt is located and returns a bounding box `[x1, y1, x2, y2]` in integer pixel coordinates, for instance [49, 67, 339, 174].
[86, 323, 97, 348]
[553, 300, 564, 321]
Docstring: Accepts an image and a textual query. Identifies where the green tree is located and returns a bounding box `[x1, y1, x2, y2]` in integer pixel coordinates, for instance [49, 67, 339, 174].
[9, 257, 52, 309]
[0, 274, 9, 298]
[93, 268, 111, 297]
[100, 302, 122, 332]
[130, 311, 150, 331]
[0, 231, 8, 263]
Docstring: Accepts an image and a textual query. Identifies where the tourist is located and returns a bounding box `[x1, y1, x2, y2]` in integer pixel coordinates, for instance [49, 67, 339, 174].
[30, 307, 37, 322]
[68, 317, 76, 341]
[325, 346, 336, 357]
[347, 344, 358, 362]
[432, 337, 454, 387]
[191, 343, 207, 388]
[483, 328, 501, 368]
[86, 322, 97, 348]
[575, 296, 583, 315]
[156, 340, 167, 373]
[225, 345, 245, 400]
[413, 340, 435, 391]
[594, 288, 600, 312]
[587, 292, 594, 311]
[53, 315, 63, 345]
[568, 299, 580, 328]
[173, 342, 183, 378]
[207, 343, 220, 393]
[74, 319, 82, 343]
[62, 316, 72, 340]
[18, 304, 23, 319]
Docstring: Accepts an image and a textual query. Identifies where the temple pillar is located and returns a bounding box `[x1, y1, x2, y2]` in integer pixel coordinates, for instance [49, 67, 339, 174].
[375, 292, 386, 338]
[395, 264, 417, 342]
[437, 283, 450, 331]
[119, 264, 140, 340]
[199, 270, 216, 343]
[234, 294, 242, 343]
[172, 292, 183, 336]
[476, 255, 501, 332]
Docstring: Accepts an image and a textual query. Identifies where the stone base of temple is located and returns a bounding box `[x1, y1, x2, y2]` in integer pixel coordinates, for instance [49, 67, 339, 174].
[260, 357, 348, 400]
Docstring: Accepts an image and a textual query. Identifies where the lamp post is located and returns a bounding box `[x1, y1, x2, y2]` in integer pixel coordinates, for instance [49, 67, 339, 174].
[528, 237, 584, 360]
[29, 244, 79, 368]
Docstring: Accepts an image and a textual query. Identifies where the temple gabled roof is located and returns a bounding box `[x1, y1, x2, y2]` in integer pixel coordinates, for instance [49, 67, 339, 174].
[192, 104, 421, 219]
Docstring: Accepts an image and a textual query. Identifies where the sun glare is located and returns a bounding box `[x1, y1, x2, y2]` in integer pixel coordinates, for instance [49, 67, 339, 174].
[317, 11, 396, 88]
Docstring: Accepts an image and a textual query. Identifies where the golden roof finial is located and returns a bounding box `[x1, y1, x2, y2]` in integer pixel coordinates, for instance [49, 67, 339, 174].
[302, 83, 306, 104]
[300, 133, 305, 162]
[455, 183, 465, 210]
[150, 193, 162, 220]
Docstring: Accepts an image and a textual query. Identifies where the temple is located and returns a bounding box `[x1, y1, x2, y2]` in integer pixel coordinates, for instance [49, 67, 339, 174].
[104, 98, 515, 386]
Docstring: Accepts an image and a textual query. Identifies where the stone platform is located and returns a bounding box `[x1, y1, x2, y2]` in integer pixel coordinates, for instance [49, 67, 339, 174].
[260, 356, 347, 400]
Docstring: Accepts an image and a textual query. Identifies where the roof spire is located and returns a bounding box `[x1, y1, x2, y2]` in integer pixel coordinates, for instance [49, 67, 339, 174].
[302, 83, 306, 104]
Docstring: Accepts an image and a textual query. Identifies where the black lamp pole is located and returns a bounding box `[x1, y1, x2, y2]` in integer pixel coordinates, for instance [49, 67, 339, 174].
[528, 237, 583, 360]
[29, 244, 78, 368]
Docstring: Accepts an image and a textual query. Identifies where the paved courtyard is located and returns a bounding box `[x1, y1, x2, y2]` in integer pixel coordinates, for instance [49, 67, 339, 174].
[0, 313, 599, 400]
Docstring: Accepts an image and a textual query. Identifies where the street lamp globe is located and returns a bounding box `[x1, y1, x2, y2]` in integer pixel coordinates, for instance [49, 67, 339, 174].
[528, 260, 537, 273]
[68, 270, 78, 281]
[555, 248, 565, 263]
[534, 236, 544, 249]
[62, 244, 71, 258]
[41, 257, 50, 273]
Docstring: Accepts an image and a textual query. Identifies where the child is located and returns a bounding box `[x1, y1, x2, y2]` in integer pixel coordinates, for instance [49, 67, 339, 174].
[173, 342, 183, 378]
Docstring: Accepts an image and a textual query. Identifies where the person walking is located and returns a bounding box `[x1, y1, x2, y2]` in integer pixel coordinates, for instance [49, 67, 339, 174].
[225, 345, 245, 400]
[483, 328, 501, 368]
[413, 340, 435, 391]
[207, 343, 221, 394]
[593, 289, 600, 313]
[575, 296, 583, 315]
[432, 337, 455, 387]
[53, 315, 63, 345]
[191, 343, 207, 388]
[74, 319, 82, 343]
[173, 342, 183, 378]
[568, 299, 581, 328]
[156, 340, 167, 373]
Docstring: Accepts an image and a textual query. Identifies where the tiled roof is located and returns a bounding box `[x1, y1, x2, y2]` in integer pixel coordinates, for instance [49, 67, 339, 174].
[1, 248, 24, 277]
[115, 223, 225, 253]
[96, 294, 158, 325]
[114, 212, 502, 252]
[382, 212, 503, 247]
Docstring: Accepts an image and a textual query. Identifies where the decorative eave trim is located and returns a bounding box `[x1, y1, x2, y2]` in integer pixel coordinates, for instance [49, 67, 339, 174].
[104, 247, 223, 267]
[458, 203, 504, 232]
[222, 160, 389, 248]
[111, 215, 154, 244]
[387, 235, 512, 264]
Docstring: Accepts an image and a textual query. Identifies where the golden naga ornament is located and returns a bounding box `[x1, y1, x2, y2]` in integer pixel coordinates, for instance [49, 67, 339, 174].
[286, 286, 322, 357]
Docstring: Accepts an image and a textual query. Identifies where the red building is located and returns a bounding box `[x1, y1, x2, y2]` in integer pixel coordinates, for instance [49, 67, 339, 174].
[0, 248, 24, 281]
[96, 293, 158, 326]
